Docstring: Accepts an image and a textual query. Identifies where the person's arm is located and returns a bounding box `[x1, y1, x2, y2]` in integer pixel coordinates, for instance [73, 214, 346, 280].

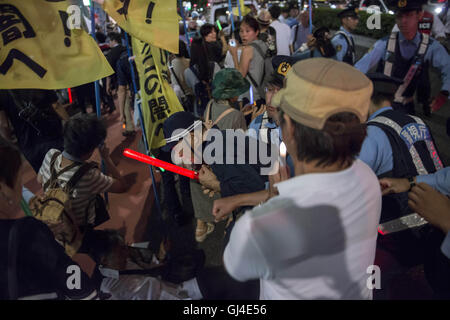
[98, 144, 128, 193]
[381, 167, 450, 196]
[408, 183, 450, 234]
[332, 35, 348, 62]
[231, 45, 252, 78]
[212, 189, 270, 222]
[219, 31, 228, 56]
[428, 40, 450, 111]
[51, 101, 70, 122]
[223, 212, 270, 281]
[354, 38, 386, 73]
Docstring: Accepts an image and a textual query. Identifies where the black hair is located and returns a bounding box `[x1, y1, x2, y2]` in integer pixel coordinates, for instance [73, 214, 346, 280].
[176, 40, 190, 59]
[241, 15, 260, 33]
[0, 136, 22, 189]
[313, 27, 336, 58]
[108, 32, 122, 44]
[269, 5, 281, 19]
[279, 111, 367, 167]
[371, 91, 395, 106]
[63, 114, 107, 158]
[95, 31, 107, 44]
[200, 23, 216, 39]
[232, 21, 243, 44]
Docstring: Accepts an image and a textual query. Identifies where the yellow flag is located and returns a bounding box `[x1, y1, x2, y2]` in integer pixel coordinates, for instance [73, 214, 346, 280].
[132, 38, 184, 149]
[0, 0, 114, 90]
[103, 0, 179, 53]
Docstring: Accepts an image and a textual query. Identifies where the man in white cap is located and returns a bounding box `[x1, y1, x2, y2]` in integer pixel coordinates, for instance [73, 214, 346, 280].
[223, 58, 382, 300]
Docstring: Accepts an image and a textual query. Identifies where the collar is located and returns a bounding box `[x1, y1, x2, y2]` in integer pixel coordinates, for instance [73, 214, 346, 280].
[340, 26, 352, 36]
[275, 160, 359, 195]
[368, 106, 393, 120]
[62, 150, 84, 163]
[398, 32, 421, 46]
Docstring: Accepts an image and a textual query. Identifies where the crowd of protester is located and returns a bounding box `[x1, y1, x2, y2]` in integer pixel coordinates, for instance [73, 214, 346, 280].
[1, 1, 450, 300]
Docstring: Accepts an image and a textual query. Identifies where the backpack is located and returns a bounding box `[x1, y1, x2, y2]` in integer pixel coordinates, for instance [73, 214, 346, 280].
[203, 100, 237, 130]
[28, 152, 97, 257]
[247, 41, 274, 100]
[190, 62, 215, 117]
[258, 26, 277, 58]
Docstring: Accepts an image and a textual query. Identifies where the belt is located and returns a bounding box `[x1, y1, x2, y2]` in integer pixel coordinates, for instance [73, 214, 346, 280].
[378, 213, 428, 235]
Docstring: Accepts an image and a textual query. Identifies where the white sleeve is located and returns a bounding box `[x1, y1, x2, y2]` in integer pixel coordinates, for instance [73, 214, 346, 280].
[223, 212, 270, 282]
[432, 14, 446, 38]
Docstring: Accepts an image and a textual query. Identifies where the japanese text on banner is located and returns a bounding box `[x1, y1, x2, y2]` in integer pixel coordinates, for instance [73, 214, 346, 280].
[0, 0, 113, 89]
[133, 38, 184, 149]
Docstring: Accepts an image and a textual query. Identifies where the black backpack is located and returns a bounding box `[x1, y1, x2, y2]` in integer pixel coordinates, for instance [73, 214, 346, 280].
[190, 63, 215, 117]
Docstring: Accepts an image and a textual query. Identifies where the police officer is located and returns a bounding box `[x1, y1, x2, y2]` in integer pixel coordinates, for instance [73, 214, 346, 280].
[331, 6, 359, 65]
[358, 73, 445, 299]
[355, 0, 450, 115]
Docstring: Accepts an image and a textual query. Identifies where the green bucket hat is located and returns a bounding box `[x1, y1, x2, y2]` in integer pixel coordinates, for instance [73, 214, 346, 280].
[212, 68, 250, 100]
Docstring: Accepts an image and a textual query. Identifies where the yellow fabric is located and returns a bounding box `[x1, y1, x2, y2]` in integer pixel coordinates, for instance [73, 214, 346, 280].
[233, 4, 251, 17]
[132, 38, 184, 149]
[103, 0, 179, 53]
[0, 0, 113, 90]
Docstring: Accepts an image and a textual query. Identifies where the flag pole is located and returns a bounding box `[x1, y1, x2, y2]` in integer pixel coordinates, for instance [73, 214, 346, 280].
[90, 0, 109, 205]
[237, 0, 243, 20]
[124, 31, 163, 217]
[227, 0, 235, 32]
[308, 0, 313, 33]
[178, 0, 191, 56]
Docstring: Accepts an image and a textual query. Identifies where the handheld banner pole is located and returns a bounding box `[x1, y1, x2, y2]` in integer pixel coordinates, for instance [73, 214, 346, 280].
[237, 0, 243, 21]
[308, 0, 313, 33]
[178, 0, 191, 56]
[123, 32, 163, 217]
[227, 0, 235, 32]
[90, 0, 109, 205]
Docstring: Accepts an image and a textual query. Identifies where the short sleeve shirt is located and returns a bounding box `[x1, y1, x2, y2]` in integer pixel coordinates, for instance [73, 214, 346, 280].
[38, 149, 113, 227]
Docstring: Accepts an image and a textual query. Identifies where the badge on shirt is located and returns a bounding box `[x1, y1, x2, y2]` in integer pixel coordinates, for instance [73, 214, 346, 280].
[336, 44, 342, 52]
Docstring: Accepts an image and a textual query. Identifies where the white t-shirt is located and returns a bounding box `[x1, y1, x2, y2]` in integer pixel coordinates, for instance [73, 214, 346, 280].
[270, 20, 291, 56]
[224, 160, 382, 300]
[224, 48, 242, 68]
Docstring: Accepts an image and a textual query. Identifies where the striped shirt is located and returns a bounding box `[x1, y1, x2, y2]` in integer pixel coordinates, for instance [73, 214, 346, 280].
[38, 149, 113, 227]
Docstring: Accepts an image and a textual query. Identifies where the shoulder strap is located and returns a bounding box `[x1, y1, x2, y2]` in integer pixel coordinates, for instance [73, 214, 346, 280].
[383, 32, 399, 77]
[204, 100, 214, 122]
[248, 43, 266, 87]
[213, 108, 236, 126]
[169, 65, 186, 96]
[65, 162, 98, 192]
[249, 42, 266, 60]
[43, 152, 79, 191]
[8, 219, 24, 300]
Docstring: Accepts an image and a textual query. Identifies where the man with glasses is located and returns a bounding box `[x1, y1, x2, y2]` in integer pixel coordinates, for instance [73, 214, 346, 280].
[355, 0, 450, 115]
[332, 6, 360, 65]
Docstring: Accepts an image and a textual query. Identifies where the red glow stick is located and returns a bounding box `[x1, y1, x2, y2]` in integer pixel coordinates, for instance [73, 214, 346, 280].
[123, 148, 199, 180]
[68, 88, 73, 104]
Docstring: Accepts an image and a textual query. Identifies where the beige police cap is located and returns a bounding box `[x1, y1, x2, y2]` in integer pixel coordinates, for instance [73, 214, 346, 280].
[271, 58, 373, 130]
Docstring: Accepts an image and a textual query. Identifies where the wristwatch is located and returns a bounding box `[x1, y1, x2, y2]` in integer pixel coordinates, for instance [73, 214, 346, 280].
[408, 176, 416, 191]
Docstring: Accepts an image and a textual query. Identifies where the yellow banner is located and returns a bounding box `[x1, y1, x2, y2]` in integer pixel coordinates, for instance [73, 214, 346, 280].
[103, 0, 179, 53]
[132, 38, 184, 149]
[0, 0, 114, 90]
